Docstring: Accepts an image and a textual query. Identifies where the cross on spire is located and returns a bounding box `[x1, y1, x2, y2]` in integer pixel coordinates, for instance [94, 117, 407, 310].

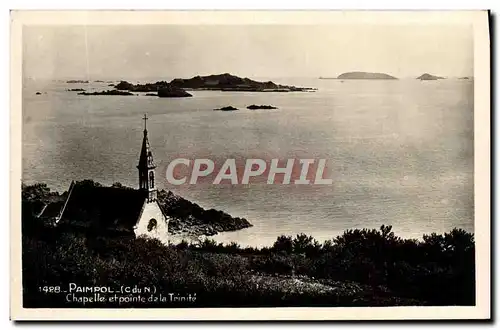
[138, 113, 157, 202]
[143, 114, 148, 131]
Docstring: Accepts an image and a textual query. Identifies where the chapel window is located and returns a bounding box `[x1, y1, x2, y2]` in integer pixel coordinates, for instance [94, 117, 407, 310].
[149, 171, 155, 188]
[147, 218, 157, 232]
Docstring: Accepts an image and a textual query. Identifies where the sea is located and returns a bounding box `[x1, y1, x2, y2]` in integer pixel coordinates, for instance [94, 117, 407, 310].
[22, 77, 474, 248]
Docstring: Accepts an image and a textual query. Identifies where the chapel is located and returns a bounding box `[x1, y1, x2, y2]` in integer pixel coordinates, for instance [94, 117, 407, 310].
[38, 114, 170, 244]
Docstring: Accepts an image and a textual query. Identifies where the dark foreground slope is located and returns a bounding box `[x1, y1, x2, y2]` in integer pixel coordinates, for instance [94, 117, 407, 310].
[22, 184, 475, 308]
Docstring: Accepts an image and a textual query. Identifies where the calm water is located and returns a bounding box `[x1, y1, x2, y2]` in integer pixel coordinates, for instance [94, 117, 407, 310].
[22, 77, 474, 247]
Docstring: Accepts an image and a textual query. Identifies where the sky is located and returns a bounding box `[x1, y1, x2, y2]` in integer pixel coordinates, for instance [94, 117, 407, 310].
[23, 24, 474, 80]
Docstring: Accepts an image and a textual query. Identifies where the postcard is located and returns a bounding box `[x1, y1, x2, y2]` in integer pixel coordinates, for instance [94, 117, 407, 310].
[10, 10, 491, 321]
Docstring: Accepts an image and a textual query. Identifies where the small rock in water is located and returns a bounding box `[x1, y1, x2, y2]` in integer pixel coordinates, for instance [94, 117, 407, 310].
[214, 106, 238, 111]
[247, 104, 277, 110]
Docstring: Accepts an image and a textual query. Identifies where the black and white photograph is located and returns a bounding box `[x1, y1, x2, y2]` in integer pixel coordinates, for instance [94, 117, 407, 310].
[10, 10, 490, 320]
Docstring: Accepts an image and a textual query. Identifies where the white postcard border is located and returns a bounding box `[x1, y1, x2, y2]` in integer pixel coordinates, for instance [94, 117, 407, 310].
[9, 10, 491, 321]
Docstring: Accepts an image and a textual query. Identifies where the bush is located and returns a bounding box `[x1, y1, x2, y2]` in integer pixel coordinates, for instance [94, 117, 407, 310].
[272, 235, 293, 254]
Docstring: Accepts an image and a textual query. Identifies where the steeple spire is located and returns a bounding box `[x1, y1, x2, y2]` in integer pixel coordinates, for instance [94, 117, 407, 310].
[143, 113, 148, 132]
[137, 114, 157, 202]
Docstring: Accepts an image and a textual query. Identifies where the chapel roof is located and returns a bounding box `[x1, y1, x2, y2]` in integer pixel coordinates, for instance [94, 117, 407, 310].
[57, 181, 148, 232]
[39, 200, 65, 218]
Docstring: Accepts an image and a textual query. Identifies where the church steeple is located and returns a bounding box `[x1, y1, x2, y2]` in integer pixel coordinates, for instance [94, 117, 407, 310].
[137, 114, 157, 202]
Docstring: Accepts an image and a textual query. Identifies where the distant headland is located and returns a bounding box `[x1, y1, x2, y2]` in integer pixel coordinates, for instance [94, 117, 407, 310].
[320, 72, 398, 80]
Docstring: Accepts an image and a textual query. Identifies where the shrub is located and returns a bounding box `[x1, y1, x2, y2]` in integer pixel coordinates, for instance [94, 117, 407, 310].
[272, 235, 293, 254]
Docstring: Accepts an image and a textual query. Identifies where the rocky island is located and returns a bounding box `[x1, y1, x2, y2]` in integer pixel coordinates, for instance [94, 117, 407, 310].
[114, 73, 315, 94]
[78, 90, 134, 96]
[66, 80, 89, 83]
[334, 72, 398, 80]
[247, 104, 278, 110]
[70, 73, 314, 97]
[214, 106, 239, 111]
[417, 73, 445, 80]
[157, 86, 192, 98]
[113, 81, 192, 98]
[169, 73, 314, 92]
[114, 80, 167, 92]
